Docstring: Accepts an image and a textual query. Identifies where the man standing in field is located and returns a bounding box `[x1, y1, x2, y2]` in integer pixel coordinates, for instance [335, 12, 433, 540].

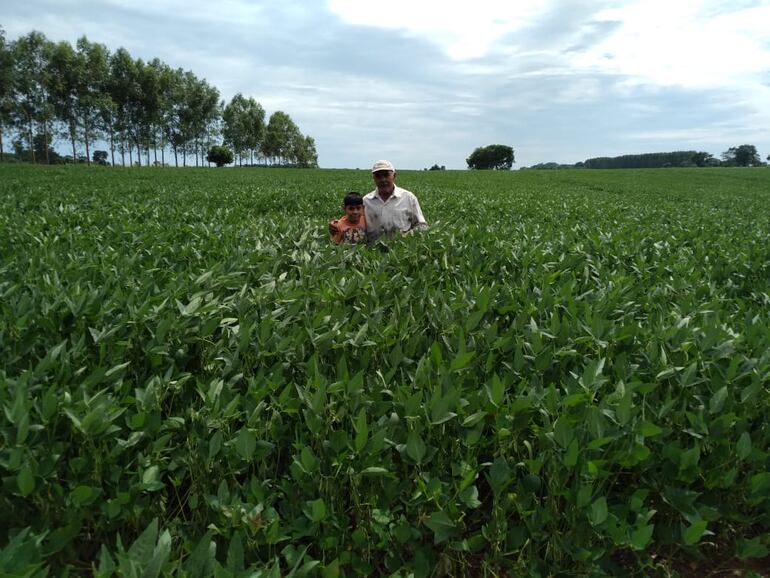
[329, 160, 428, 241]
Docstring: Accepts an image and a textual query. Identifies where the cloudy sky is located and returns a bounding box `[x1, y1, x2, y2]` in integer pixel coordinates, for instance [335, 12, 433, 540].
[4, 0, 770, 168]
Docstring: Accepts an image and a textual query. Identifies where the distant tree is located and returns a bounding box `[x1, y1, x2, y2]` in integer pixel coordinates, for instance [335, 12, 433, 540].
[3, 28, 317, 169]
[223, 93, 266, 166]
[690, 151, 716, 167]
[92, 149, 108, 165]
[583, 151, 718, 169]
[206, 144, 233, 167]
[12, 32, 54, 163]
[428, 164, 445, 170]
[291, 134, 318, 167]
[721, 144, 760, 167]
[107, 47, 137, 166]
[466, 144, 514, 170]
[0, 26, 14, 161]
[262, 111, 299, 165]
[13, 130, 61, 163]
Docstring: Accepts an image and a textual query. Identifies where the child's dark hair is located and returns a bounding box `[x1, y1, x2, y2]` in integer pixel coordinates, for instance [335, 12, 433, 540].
[344, 191, 363, 206]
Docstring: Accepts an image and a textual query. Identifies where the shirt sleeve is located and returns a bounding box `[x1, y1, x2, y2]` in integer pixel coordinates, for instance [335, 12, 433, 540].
[410, 194, 428, 230]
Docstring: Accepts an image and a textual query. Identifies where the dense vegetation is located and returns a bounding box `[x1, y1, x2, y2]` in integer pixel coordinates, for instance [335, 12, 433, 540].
[1, 165, 769, 576]
[526, 146, 766, 170]
[0, 27, 317, 168]
[466, 145, 515, 170]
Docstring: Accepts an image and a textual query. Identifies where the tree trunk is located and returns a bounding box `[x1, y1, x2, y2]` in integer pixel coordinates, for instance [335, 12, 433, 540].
[70, 121, 77, 164]
[161, 142, 165, 167]
[109, 125, 115, 166]
[43, 121, 50, 164]
[136, 141, 141, 167]
[128, 139, 133, 166]
[172, 144, 178, 167]
[27, 117, 35, 163]
[0, 127, 4, 162]
[84, 120, 91, 166]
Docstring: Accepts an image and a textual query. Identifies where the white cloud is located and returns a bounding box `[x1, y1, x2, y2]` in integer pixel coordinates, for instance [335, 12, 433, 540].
[328, 0, 770, 91]
[326, 0, 551, 60]
[572, 0, 770, 88]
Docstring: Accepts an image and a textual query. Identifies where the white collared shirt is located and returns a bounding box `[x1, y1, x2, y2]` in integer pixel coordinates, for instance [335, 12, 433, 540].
[363, 186, 428, 240]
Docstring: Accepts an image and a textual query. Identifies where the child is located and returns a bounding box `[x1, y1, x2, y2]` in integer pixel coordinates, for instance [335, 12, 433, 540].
[331, 192, 367, 245]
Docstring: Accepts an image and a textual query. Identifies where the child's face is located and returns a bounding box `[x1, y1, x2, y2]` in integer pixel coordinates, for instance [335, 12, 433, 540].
[345, 204, 363, 223]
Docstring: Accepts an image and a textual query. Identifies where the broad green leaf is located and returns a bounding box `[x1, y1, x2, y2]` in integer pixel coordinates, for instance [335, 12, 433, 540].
[71, 485, 99, 506]
[563, 439, 579, 467]
[736, 432, 751, 460]
[736, 536, 769, 559]
[354, 409, 368, 452]
[709, 386, 728, 414]
[630, 524, 654, 550]
[640, 421, 663, 437]
[488, 458, 511, 494]
[750, 473, 770, 496]
[17, 463, 34, 497]
[183, 531, 215, 578]
[310, 498, 326, 522]
[683, 521, 708, 545]
[425, 510, 455, 544]
[208, 430, 223, 460]
[143, 465, 160, 485]
[128, 518, 159, 561]
[589, 497, 608, 526]
[236, 428, 256, 460]
[360, 466, 390, 475]
[406, 430, 426, 464]
[450, 351, 475, 371]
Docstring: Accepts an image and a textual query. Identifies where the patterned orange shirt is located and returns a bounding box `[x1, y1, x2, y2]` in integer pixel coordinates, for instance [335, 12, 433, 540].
[333, 215, 367, 245]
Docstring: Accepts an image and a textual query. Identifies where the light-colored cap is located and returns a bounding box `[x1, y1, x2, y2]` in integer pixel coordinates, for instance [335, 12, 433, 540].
[371, 160, 395, 173]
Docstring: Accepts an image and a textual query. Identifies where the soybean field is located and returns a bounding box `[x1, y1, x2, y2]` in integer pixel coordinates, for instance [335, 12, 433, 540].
[1, 165, 770, 576]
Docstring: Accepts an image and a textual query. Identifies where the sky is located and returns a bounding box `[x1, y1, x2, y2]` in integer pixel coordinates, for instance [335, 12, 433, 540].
[3, 0, 770, 169]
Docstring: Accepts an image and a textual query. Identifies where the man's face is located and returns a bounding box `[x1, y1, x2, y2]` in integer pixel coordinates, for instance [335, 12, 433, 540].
[344, 204, 363, 223]
[373, 170, 396, 194]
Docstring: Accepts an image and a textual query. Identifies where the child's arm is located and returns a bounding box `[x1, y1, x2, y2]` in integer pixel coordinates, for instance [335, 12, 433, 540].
[329, 219, 341, 244]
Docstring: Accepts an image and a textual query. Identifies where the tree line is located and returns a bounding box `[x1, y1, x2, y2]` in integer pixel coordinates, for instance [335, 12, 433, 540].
[524, 146, 767, 170]
[0, 27, 317, 167]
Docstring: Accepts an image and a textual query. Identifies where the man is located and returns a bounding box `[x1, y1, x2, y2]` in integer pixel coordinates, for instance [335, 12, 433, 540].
[329, 160, 428, 241]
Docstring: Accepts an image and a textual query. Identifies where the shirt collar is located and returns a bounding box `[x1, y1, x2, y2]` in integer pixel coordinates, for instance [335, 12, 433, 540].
[375, 186, 402, 202]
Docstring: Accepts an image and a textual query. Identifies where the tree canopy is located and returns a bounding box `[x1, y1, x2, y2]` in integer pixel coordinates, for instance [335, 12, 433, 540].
[582, 151, 718, 169]
[721, 144, 761, 167]
[0, 29, 317, 167]
[466, 144, 515, 170]
[206, 144, 233, 167]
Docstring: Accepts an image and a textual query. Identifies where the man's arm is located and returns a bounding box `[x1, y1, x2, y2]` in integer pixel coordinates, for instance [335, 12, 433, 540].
[410, 195, 428, 231]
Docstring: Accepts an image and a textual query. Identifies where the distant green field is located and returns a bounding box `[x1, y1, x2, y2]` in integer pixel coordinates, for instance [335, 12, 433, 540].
[2, 165, 769, 576]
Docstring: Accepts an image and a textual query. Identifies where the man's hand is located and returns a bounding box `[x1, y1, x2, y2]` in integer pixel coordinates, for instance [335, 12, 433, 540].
[329, 219, 340, 237]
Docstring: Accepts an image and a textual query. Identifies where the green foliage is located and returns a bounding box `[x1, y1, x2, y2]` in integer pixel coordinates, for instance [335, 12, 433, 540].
[466, 144, 514, 169]
[721, 144, 761, 167]
[206, 144, 234, 167]
[2, 29, 317, 168]
[1, 165, 770, 576]
[92, 150, 109, 165]
[582, 150, 719, 169]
